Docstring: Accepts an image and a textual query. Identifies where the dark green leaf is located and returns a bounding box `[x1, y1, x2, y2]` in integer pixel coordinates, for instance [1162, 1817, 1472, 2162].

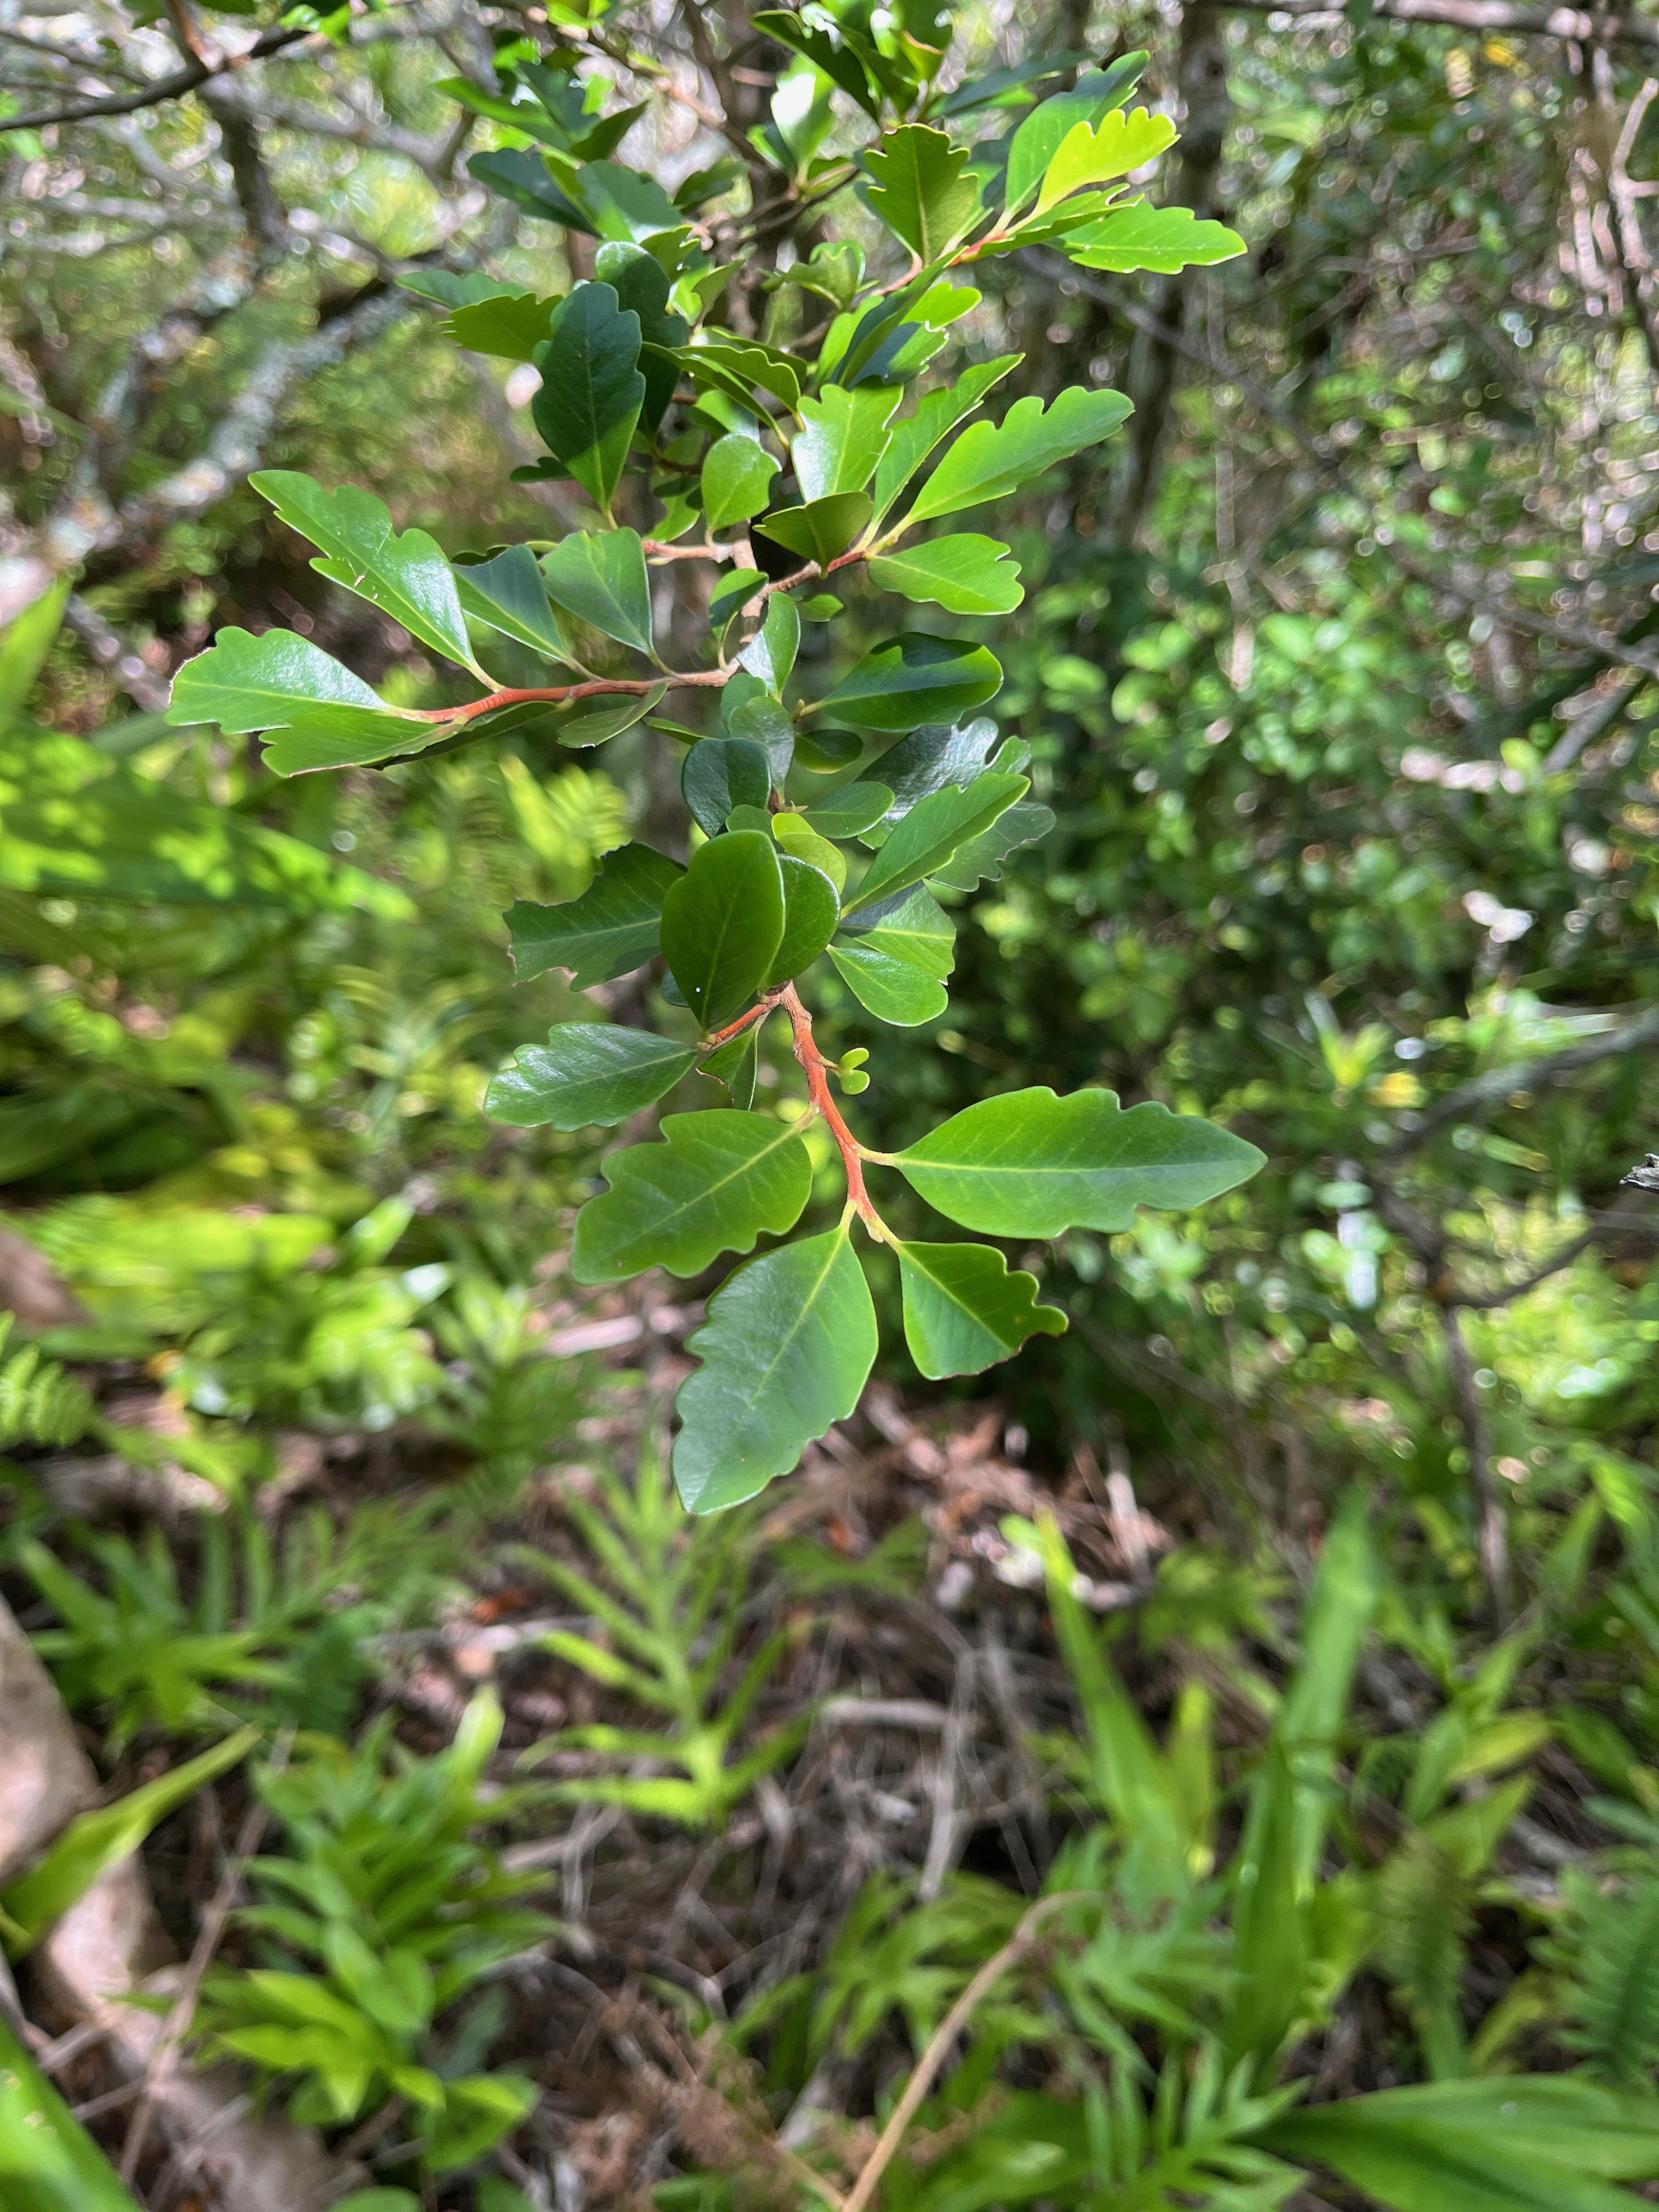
[454, 545, 568, 658]
[828, 887, 954, 1023]
[843, 773, 1026, 916]
[485, 1025, 698, 1130]
[506, 843, 682, 986]
[928, 797, 1056, 889]
[754, 494, 873, 571]
[766, 854, 841, 985]
[896, 1242, 1066, 1378]
[907, 388, 1134, 524]
[865, 125, 982, 261]
[572, 1111, 812, 1282]
[556, 684, 665, 749]
[823, 633, 1001, 733]
[871, 357, 1019, 525]
[594, 241, 687, 429]
[659, 830, 785, 1029]
[738, 595, 801, 692]
[540, 529, 653, 654]
[673, 1229, 878, 1512]
[867, 716, 998, 821]
[448, 291, 560, 362]
[868, 534, 1023, 614]
[699, 1025, 759, 1110]
[682, 736, 772, 835]
[710, 568, 766, 625]
[795, 386, 901, 501]
[751, 10, 882, 119]
[727, 696, 795, 781]
[469, 148, 594, 232]
[804, 782, 894, 838]
[531, 283, 645, 515]
[794, 727, 864, 772]
[703, 436, 781, 531]
[896, 1087, 1266, 1235]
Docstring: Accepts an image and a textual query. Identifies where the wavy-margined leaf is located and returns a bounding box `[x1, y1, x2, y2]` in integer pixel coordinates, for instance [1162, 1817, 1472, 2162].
[447, 290, 560, 361]
[531, 283, 644, 516]
[896, 1087, 1265, 1235]
[929, 797, 1056, 889]
[828, 887, 954, 1024]
[865, 123, 983, 262]
[673, 1228, 877, 1512]
[843, 773, 1026, 916]
[659, 831, 785, 1029]
[682, 736, 772, 835]
[1066, 202, 1246, 274]
[1032, 106, 1177, 214]
[794, 386, 901, 501]
[766, 854, 841, 984]
[755, 494, 872, 572]
[486, 1025, 698, 1130]
[823, 634, 1002, 733]
[907, 388, 1133, 524]
[249, 471, 479, 670]
[572, 1111, 811, 1282]
[703, 435, 781, 531]
[540, 528, 653, 654]
[506, 842, 682, 986]
[166, 629, 431, 775]
[868, 534, 1023, 615]
[454, 545, 568, 658]
[674, 338, 804, 415]
[1003, 64, 1148, 213]
[871, 357, 1019, 526]
[896, 1241, 1066, 1378]
[804, 782, 893, 839]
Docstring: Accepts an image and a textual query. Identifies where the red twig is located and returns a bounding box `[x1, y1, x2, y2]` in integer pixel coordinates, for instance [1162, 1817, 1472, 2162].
[406, 669, 727, 726]
[778, 983, 884, 1233]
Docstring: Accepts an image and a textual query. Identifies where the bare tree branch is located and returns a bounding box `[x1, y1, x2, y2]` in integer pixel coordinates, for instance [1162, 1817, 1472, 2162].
[0, 19, 311, 133]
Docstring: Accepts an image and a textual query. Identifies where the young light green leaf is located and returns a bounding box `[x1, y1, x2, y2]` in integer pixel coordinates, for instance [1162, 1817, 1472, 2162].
[738, 594, 800, 692]
[929, 797, 1056, 889]
[895, 1086, 1266, 1235]
[1066, 202, 1247, 274]
[249, 471, 478, 670]
[540, 529, 653, 654]
[794, 386, 901, 502]
[682, 736, 772, 836]
[828, 887, 955, 1024]
[774, 816, 845, 893]
[766, 853, 841, 984]
[822, 634, 1002, 733]
[702, 435, 781, 531]
[659, 830, 785, 1029]
[674, 1228, 878, 1512]
[531, 283, 645, 515]
[1034, 106, 1178, 214]
[506, 842, 682, 986]
[865, 124, 982, 262]
[486, 1024, 698, 1130]
[843, 772, 1026, 916]
[867, 534, 1023, 614]
[906, 388, 1133, 524]
[754, 494, 873, 571]
[572, 1111, 811, 1282]
[804, 782, 894, 839]
[700, 1025, 759, 1110]
[447, 290, 560, 362]
[1003, 67, 1147, 213]
[871, 357, 1019, 526]
[896, 1241, 1066, 1378]
[454, 545, 568, 658]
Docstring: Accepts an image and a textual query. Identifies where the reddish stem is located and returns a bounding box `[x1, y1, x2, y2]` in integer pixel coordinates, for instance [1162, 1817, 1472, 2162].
[702, 997, 776, 1051]
[778, 983, 883, 1233]
[408, 669, 727, 727]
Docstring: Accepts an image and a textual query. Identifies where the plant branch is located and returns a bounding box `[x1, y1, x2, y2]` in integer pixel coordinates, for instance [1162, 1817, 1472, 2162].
[0, 19, 312, 132]
[778, 984, 887, 1236]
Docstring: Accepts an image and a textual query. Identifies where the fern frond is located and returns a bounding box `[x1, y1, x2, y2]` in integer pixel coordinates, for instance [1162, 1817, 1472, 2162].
[1372, 1829, 1471, 2075]
[0, 1312, 94, 1449]
[1545, 1861, 1659, 2083]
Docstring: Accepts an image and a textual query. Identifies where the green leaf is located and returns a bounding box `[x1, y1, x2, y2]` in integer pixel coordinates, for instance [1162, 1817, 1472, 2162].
[447, 290, 560, 362]
[727, 695, 796, 781]
[754, 493, 873, 571]
[0, 574, 70, 720]
[1033, 106, 1177, 213]
[907, 388, 1134, 524]
[804, 782, 894, 838]
[659, 830, 785, 1029]
[738, 594, 801, 692]
[703, 435, 781, 531]
[710, 567, 766, 627]
[867, 716, 999, 820]
[469, 147, 593, 232]
[555, 685, 665, 749]
[822, 633, 1002, 733]
[248, 471, 478, 670]
[794, 386, 901, 501]
[682, 736, 772, 835]
[531, 283, 645, 515]
[676, 338, 804, 415]
[506, 842, 682, 986]
[673, 1229, 878, 1512]
[895, 1087, 1266, 1235]
[871, 357, 1019, 526]
[399, 268, 523, 310]
[865, 125, 982, 262]
[1066, 203, 1247, 273]
[594, 240, 687, 430]
[928, 797, 1055, 889]
[540, 528, 653, 654]
[700, 1025, 759, 1110]
[752, 10, 882, 120]
[168, 627, 403, 734]
[571, 1111, 812, 1282]
[2, 1726, 258, 1955]
[454, 545, 567, 658]
[828, 887, 954, 1024]
[0, 2013, 146, 2211]
[842, 772, 1026, 915]
[767, 853, 842, 985]
[486, 1024, 698, 1130]
[868, 534, 1023, 614]
[794, 727, 864, 772]
[896, 1241, 1066, 1378]
[1004, 67, 1148, 213]
[773, 815, 847, 895]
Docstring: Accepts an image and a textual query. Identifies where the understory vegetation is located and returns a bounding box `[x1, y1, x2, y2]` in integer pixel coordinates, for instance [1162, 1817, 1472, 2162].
[3, 0, 1659, 2205]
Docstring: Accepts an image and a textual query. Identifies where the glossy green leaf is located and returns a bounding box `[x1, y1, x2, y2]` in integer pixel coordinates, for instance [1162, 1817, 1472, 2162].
[556, 684, 665, 748]
[531, 283, 645, 515]
[506, 842, 682, 986]
[867, 534, 1024, 614]
[572, 1110, 811, 1282]
[766, 853, 841, 983]
[907, 388, 1134, 524]
[249, 471, 478, 670]
[468, 147, 592, 232]
[804, 782, 894, 838]
[673, 1228, 878, 1512]
[659, 830, 785, 1029]
[755, 494, 873, 571]
[703, 435, 781, 531]
[259, 712, 450, 776]
[486, 1024, 698, 1130]
[868, 716, 999, 821]
[727, 695, 795, 781]
[454, 545, 567, 658]
[828, 886, 955, 1024]
[448, 290, 560, 362]
[682, 736, 771, 835]
[700, 1025, 759, 1109]
[169, 626, 404, 734]
[1004, 67, 1147, 213]
[738, 595, 801, 692]
[871, 357, 1019, 526]
[540, 528, 653, 654]
[929, 797, 1056, 889]
[823, 633, 1002, 733]
[795, 386, 901, 501]
[594, 240, 687, 430]
[843, 773, 1026, 915]
[752, 9, 882, 118]
[676, 338, 804, 415]
[1066, 202, 1247, 273]
[795, 727, 864, 772]
[865, 125, 982, 262]
[0, 2013, 145, 2211]
[895, 1086, 1266, 1235]
[710, 567, 766, 626]
[896, 1240, 1066, 1378]
[1034, 106, 1177, 213]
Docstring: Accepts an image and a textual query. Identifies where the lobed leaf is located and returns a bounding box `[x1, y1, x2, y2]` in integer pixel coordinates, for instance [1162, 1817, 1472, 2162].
[928, 796, 1056, 889]
[868, 534, 1024, 614]
[907, 388, 1134, 524]
[823, 633, 1002, 733]
[865, 124, 982, 262]
[828, 886, 955, 1024]
[1065, 202, 1247, 273]
[871, 356, 1019, 526]
[506, 842, 682, 987]
[896, 1240, 1066, 1378]
[531, 283, 645, 515]
[1033, 106, 1177, 214]
[540, 529, 653, 655]
[454, 545, 567, 658]
[843, 772, 1026, 915]
[572, 1111, 812, 1282]
[794, 386, 901, 502]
